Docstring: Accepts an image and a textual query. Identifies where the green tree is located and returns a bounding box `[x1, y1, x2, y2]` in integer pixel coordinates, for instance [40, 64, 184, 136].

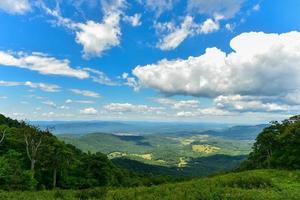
[0, 150, 37, 190]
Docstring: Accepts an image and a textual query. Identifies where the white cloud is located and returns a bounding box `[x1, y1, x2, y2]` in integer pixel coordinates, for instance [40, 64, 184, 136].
[176, 111, 197, 117]
[75, 18, 121, 58]
[252, 4, 260, 11]
[157, 16, 194, 50]
[83, 68, 118, 86]
[0, 51, 89, 79]
[225, 23, 234, 31]
[0, 0, 31, 15]
[41, 112, 55, 117]
[123, 13, 142, 26]
[104, 103, 164, 113]
[70, 89, 100, 98]
[59, 105, 70, 110]
[140, 0, 176, 17]
[80, 107, 98, 115]
[65, 99, 95, 104]
[214, 95, 289, 112]
[12, 112, 25, 117]
[0, 80, 60, 92]
[156, 16, 220, 50]
[42, 101, 57, 108]
[187, 0, 245, 19]
[176, 107, 230, 118]
[42, 101, 70, 110]
[122, 72, 140, 91]
[154, 98, 200, 109]
[133, 31, 300, 100]
[0, 96, 8, 99]
[198, 18, 219, 34]
[41, 0, 125, 58]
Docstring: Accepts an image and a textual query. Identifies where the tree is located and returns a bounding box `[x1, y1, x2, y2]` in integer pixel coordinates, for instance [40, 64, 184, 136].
[23, 125, 43, 178]
[241, 115, 300, 170]
[0, 150, 37, 190]
[46, 140, 73, 189]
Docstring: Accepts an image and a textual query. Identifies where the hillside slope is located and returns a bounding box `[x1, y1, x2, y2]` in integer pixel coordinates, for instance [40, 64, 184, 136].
[1, 169, 299, 200]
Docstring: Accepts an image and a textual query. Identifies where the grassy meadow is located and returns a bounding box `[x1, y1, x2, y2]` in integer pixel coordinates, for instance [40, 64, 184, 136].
[1, 169, 299, 200]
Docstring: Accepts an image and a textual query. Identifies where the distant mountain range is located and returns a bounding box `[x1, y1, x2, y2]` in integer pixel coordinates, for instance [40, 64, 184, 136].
[32, 121, 266, 139]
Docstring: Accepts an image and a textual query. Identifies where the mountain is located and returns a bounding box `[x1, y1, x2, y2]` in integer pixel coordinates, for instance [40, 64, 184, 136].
[32, 121, 231, 135]
[205, 124, 268, 140]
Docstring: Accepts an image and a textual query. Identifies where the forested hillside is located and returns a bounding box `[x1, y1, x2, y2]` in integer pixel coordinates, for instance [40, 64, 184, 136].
[240, 115, 300, 170]
[0, 114, 175, 191]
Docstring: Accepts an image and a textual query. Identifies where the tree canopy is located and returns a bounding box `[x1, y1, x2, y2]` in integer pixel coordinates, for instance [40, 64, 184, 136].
[240, 115, 300, 170]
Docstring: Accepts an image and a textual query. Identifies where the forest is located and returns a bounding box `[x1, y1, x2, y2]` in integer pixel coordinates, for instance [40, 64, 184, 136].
[0, 114, 178, 191]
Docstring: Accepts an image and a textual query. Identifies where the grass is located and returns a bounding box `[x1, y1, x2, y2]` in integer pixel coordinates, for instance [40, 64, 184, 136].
[1, 169, 299, 200]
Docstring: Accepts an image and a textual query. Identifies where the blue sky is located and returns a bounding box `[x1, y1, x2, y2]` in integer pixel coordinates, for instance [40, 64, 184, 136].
[0, 0, 300, 123]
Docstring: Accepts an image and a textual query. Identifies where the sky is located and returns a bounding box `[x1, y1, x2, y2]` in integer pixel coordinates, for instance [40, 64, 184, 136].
[0, 0, 300, 123]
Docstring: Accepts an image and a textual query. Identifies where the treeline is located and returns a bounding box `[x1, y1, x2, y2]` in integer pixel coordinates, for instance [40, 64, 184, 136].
[240, 115, 300, 170]
[0, 114, 178, 191]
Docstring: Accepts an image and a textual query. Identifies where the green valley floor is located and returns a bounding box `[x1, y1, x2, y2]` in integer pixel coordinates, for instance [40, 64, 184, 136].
[1, 169, 300, 200]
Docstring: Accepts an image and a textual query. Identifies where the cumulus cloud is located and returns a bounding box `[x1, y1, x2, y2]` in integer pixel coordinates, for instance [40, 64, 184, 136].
[156, 16, 220, 50]
[123, 13, 142, 26]
[75, 17, 121, 58]
[187, 0, 245, 19]
[133, 31, 300, 100]
[0, 51, 89, 79]
[0, 80, 60, 92]
[0, 0, 31, 15]
[80, 107, 98, 115]
[70, 89, 100, 98]
[198, 18, 220, 34]
[40, 0, 125, 58]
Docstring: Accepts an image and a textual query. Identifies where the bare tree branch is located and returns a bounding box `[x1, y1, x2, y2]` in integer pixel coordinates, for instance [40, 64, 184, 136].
[0, 129, 6, 144]
[24, 134, 32, 161]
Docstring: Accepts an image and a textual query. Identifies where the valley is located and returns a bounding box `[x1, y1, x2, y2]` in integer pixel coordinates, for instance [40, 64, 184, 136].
[54, 122, 264, 176]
